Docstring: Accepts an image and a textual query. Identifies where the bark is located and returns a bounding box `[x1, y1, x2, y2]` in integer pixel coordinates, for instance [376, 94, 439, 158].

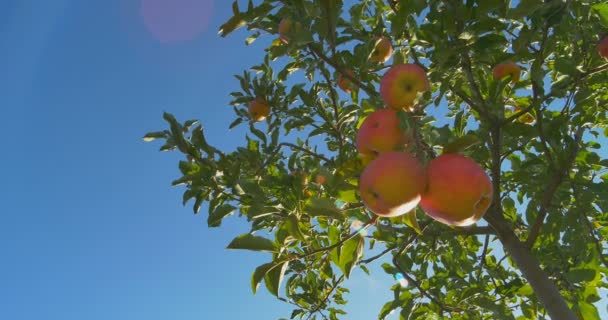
[484, 211, 576, 320]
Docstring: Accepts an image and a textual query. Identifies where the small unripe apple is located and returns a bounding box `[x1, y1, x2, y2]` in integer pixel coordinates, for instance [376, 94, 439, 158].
[248, 97, 270, 122]
[380, 64, 430, 111]
[369, 36, 393, 63]
[513, 106, 535, 124]
[356, 109, 410, 158]
[359, 152, 427, 217]
[337, 69, 355, 93]
[420, 154, 493, 226]
[597, 36, 608, 60]
[493, 61, 521, 83]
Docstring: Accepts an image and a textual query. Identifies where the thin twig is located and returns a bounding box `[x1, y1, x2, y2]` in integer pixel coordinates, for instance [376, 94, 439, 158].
[307, 275, 345, 319]
[279, 142, 333, 164]
[476, 234, 490, 282]
[307, 44, 378, 98]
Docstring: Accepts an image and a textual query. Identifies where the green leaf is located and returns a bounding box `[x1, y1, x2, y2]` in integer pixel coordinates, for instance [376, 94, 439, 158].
[251, 262, 274, 294]
[517, 284, 533, 296]
[592, 3, 608, 28]
[565, 269, 597, 283]
[218, 2, 246, 37]
[403, 209, 422, 235]
[443, 134, 480, 154]
[208, 204, 237, 227]
[577, 301, 601, 320]
[229, 118, 243, 129]
[338, 235, 364, 278]
[226, 233, 278, 252]
[143, 131, 166, 142]
[264, 261, 289, 296]
[282, 215, 306, 241]
[305, 198, 344, 219]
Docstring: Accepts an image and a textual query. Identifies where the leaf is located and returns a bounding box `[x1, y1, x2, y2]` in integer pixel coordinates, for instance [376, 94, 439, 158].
[443, 134, 480, 154]
[226, 233, 278, 252]
[565, 269, 597, 283]
[403, 209, 422, 235]
[229, 118, 243, 129]
[251, 262, 274, 294]
[264, 261, 289, 296]
[283, 215, 306, 241]
[143, 131, 166, 142]
[218, 2, 246, 37]
[208, 204, 236, 227]
[338, 235, 364, 278]
[577, 301, 601, 320]
[305, 198, 344, 219]
[592, 3, 608, 28]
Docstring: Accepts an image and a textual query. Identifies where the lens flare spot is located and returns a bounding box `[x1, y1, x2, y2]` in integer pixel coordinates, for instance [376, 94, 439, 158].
[141, 0, 213, 43]
[395, 273, 409, 288]
[349, 219, 368, 236]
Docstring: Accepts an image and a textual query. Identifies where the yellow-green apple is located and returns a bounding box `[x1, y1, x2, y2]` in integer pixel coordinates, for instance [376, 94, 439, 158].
[420, 154, 493, 226]
[337, 69, 355, 93]
[597, 36, 608, 60]
[248, 97, 270, 122]
[380, 64, 430, 111]
[513, 106, 535, 124]
[356, 109, 410, 158]
[359, 151, 427, 217]
[492, 61, 521, 83]
[369, 36, 393, 63]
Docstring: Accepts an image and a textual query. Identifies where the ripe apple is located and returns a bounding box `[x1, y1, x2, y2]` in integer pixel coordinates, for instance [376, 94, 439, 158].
[248, 97, 270, 122]
[597, 36, 608, 60]
[492, 61, 521, 83]
[315, 174, 326, 185]
[278, 18, 293, 44]
[380, 64, 430, 111]
[337, 69, 355, 93]
[356, 109, 410, 158]
[369, 36, 393, 63]
[359, 152, 427, 217]
[420, 154, 493, 226]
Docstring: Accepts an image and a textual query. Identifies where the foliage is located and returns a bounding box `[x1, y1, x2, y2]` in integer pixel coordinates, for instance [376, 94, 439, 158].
[145, 0, 608, 319]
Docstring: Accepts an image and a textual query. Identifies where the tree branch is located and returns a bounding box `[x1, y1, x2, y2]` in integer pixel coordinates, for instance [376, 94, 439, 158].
[307, 275, 345, 319]
[484, 210, 577, 319]
[279, 142, 334, 164]
[525, 126, 584, 248]
[307, 44, 379, 98]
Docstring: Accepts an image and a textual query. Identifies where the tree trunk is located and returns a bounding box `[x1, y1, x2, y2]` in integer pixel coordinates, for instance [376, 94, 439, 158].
[485, 211, 576, 320]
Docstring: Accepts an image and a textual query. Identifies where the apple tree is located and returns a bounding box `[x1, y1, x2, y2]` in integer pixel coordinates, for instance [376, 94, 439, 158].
[145, 1, 608, 319]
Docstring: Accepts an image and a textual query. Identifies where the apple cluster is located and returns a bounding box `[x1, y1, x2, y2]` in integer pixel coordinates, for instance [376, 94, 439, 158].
[356, 63, 493, 227]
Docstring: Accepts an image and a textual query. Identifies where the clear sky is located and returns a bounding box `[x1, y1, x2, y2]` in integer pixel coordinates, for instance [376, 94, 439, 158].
[0, 1, 398, 319]
[2, 1, 605, 320]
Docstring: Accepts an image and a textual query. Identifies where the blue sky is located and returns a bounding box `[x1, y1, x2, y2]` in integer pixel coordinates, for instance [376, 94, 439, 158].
[0, 1, 398, 319]
[1, 1, 605, 320]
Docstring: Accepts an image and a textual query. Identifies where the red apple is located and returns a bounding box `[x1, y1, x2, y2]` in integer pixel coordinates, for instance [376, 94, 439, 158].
[248, 97, 270, 122]
[597, 36, 608, 60]
[278, 18, 293, 44]
[420, 154, 493, 226]
[493, 61, 521, 83]
[359, 152, 427, 217]
[356, 109, 410, 158]
[337, 69, 355, 93]
[369, 36, 393, 63]
[380, 64, 430, 111]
